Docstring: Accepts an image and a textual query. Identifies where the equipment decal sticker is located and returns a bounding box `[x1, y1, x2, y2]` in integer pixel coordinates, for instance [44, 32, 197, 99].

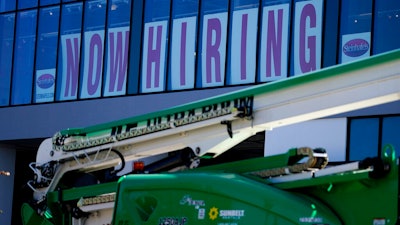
[209, 207, 219, 220]
[208, 206, 245, 221]
[158, 217, 188, 225]
[180, 195, 206, 220]
[180, 195, 205, 208]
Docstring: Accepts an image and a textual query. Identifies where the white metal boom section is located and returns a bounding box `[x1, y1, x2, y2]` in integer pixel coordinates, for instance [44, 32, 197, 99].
[30, 50, 400, 200]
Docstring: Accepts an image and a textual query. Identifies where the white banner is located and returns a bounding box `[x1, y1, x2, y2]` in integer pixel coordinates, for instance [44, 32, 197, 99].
[229, 8, 258, 84]
[104, 26, 130, 96]
[141, 21, 168, 93]
[60, 33, 81, 100]
[259, 4, 289, 82]
[200, 12, 228, 88]
[170, 16, 197, 90]
[294, 0, 323, 75]
[81, 30, 105, 99]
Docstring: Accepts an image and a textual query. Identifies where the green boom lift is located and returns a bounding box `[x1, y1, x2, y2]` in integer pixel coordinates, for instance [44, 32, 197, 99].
[22, 50, 400, 225]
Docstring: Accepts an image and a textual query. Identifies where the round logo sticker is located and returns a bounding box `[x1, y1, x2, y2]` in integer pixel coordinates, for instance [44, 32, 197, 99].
[343, 39, 369, 57]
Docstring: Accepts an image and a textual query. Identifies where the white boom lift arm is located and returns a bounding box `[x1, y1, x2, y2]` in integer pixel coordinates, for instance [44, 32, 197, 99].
[29, 50, 400, 202]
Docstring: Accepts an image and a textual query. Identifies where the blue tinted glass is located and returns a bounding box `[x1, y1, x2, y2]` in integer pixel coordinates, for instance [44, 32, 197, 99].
[340, 0, 372, 34]
[0, 13, 15, 106]
[108, 0, 131, 28]
[322, 0, 339, 68]
[34, 6, 60, 103]
[40, 0, 60, 6]
[172, 0, 198, 18]
[18, 0, 38, 9]
[144, 0, 170, 22]
[0, 1, 16, 12]
[382, 116, 400, 157]
[11, 10, 37, 105]
[79, 0, 106, 99]
[339, 0, 372, 63]
[349, 118, 379, 161]
[56, 3, 83, 101]
[373, 1, 400, 54]
[102, 0, 131, 97]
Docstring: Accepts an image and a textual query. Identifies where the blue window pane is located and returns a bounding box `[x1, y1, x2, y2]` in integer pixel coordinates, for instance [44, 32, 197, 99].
[34, 7, 60, 103]
[0, 1, 16, 12]
[18, 0, 38, 9]
[322, 0, 339, 68]
[144, 0, 170, 22]
[0, 13, 15, 106]
[373, 1, 400, 54]
[79, 0, 107, 99]
[56, 3, 83, 101]
[167, 0, 199, 91]
[349, 118, 379, 161]
[339, 0, 372, 63]
[11, 10, 37, 105]
[41, 0, 60, 6]
[382, 116, 400, 157]
[103, 0, 132, 97]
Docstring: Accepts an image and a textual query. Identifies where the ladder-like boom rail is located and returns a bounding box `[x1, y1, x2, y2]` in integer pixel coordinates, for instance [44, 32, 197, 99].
[31, 50, 400, 200]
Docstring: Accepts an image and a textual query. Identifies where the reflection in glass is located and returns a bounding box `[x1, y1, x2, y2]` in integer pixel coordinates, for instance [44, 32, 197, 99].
[34, 6, 60, 103]
[348, 118, 379, 161]
[0, 14, 15, 106]
[11, 10, 37, 105]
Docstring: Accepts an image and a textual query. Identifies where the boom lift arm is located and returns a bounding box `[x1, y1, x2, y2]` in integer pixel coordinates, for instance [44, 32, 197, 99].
[27, 50, 400, 215]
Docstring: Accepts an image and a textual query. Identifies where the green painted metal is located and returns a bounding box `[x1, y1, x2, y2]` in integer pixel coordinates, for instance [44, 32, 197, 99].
[59, 49, 400, 137]
[21, 203, 54, 225]
[294, 145, 399, 225]
[32, 146, 398, 225]
[110, 145, 398, 225]
[113, 173, 342, 225]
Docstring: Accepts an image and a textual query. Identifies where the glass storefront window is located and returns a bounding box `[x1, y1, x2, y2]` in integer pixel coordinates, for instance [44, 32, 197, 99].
[373, 0, 400, 54]
[56, 2, 83, 101]
[167, 0, 199, 91]
[40, 0, 60, 6]
[0, 1, 16, 12]
[103, 0, 132, 97]
[339, 0, 372, 63]
[348, 118, 379, 161]
[0, 13, 15, 106]
[382, 116, 400, 157]
[11, 10, 37, 105]
[34, 6, 60, 103]
[79, 0, 107, 99]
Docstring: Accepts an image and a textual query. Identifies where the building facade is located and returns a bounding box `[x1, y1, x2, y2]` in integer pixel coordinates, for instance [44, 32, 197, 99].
[0, 0, 399, 224]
